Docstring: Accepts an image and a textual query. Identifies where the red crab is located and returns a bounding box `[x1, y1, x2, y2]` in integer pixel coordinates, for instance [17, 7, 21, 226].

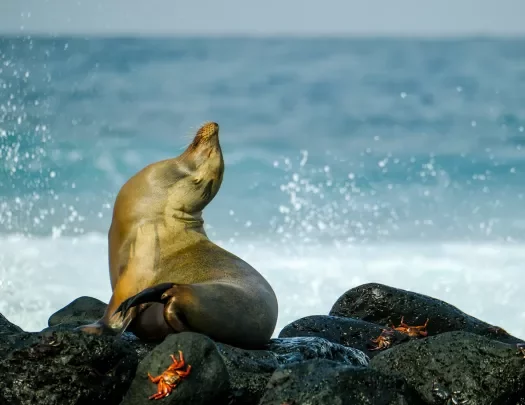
[147, 350, 192, 400]
[391, 316, 429, 337]
[369, 329, 395, 351]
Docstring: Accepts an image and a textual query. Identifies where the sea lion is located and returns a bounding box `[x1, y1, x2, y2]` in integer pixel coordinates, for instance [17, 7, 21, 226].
[78, 122, 278, 349]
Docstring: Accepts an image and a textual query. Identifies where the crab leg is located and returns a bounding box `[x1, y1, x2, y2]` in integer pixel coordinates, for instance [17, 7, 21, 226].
[148, 373, 162, 383]
[176, 365, 192, 377]
[170, 350, 185, 368]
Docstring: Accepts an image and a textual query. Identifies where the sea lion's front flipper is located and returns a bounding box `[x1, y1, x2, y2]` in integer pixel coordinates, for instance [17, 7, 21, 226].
[75, 321, 117, 336]
[76, 305, 140, 337]
[112, 306, 138, 337]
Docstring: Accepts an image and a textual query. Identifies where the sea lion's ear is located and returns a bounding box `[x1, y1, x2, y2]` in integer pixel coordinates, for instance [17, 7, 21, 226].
[201, 180, 214, 201]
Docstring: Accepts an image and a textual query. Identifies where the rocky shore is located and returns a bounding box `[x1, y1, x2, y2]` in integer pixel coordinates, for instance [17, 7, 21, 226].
[1, 282, 524, 405]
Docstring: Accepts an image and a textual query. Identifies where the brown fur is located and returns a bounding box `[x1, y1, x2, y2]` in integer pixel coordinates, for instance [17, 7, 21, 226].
[78, 122, 278, 348]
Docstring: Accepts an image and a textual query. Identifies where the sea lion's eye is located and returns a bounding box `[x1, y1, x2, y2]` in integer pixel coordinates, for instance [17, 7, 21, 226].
[193, 178, 203, 186]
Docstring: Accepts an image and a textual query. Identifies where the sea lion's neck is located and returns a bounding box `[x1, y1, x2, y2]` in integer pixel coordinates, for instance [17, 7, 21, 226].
[166, 209, 208, 237]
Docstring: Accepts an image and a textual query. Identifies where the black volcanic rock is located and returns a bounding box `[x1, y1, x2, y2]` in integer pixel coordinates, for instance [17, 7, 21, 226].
[120, 332, 230, 405]
[370, 331, 525, 405]
[266, 336, 369, 366]
[216, 335, 369, 404]
[0, 312, 31, 359]
[2, 283, 523, 405]
[0, 329, 138, 405]
[258, 359, 425, 405]
[0, 313, 23, 335]
[278, 315, 410, 358]
[330, 282, 523, 345]
[48, 296, 107, 327]
[216, 342, 279, 405]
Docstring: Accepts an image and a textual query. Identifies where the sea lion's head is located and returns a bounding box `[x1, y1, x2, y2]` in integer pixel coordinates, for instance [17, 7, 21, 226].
[165, 122, 224, 215]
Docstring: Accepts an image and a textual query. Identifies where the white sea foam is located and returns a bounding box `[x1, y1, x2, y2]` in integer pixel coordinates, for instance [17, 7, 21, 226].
[1, 233, 524, 340]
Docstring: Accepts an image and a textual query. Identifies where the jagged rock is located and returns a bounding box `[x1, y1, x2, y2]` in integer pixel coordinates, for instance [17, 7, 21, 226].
[0, 329, 138, 405]
[47, 296, 107, 327]
[4, 282, 523, 405]
[267, 336, 369, 366]
[278, 315, 409, 358]
[216, 343, 279, 405]
[44, 297, 157, 361]
[258, 359, 425, 405]
[370, 331, 525, 405]
[0, 312, 31, 358]
[118, 332, 159, 362]
[1, 313, 23, 335]
[330, 282, 524, 345]
[0, 331, 33, 359]
[215, 335, 369, 405]
[120, 332, 230, 405]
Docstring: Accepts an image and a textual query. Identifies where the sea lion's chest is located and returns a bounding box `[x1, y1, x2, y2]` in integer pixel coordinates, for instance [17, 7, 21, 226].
[114, 219, 251, 285]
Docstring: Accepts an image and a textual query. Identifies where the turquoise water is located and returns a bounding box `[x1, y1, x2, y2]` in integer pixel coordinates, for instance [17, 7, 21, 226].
[1, 36, 524, 336]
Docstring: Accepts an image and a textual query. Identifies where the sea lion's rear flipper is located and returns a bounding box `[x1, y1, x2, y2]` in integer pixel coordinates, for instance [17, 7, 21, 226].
[112, 282, 176, 317]
[111, 283, 190, 339]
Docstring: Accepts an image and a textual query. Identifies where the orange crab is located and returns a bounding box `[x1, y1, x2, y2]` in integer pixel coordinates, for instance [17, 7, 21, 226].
[147, 350, 192, 400]
[391, 316, 429, 337]
[369, 329, 394, 351]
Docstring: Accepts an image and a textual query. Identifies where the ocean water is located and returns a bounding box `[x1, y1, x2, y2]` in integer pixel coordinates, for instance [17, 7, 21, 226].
[1, 36, 525, 339]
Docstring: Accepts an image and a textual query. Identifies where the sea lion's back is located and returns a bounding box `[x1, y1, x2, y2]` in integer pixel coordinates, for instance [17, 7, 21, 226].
[157, 240, 269, 286]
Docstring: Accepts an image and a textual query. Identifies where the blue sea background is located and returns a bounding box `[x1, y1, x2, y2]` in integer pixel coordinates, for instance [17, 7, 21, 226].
[0, 36, 524, 337]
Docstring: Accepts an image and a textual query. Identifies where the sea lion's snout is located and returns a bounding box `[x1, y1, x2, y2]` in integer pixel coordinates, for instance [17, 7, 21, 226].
[185, 121, 221, 157]
[187, 121, 223, 164]
[195, 121, 219, 141]
[163, 121, 224, 215]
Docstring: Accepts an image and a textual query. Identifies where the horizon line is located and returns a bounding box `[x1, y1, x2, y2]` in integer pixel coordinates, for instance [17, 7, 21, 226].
[1, 31, 525, 40]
